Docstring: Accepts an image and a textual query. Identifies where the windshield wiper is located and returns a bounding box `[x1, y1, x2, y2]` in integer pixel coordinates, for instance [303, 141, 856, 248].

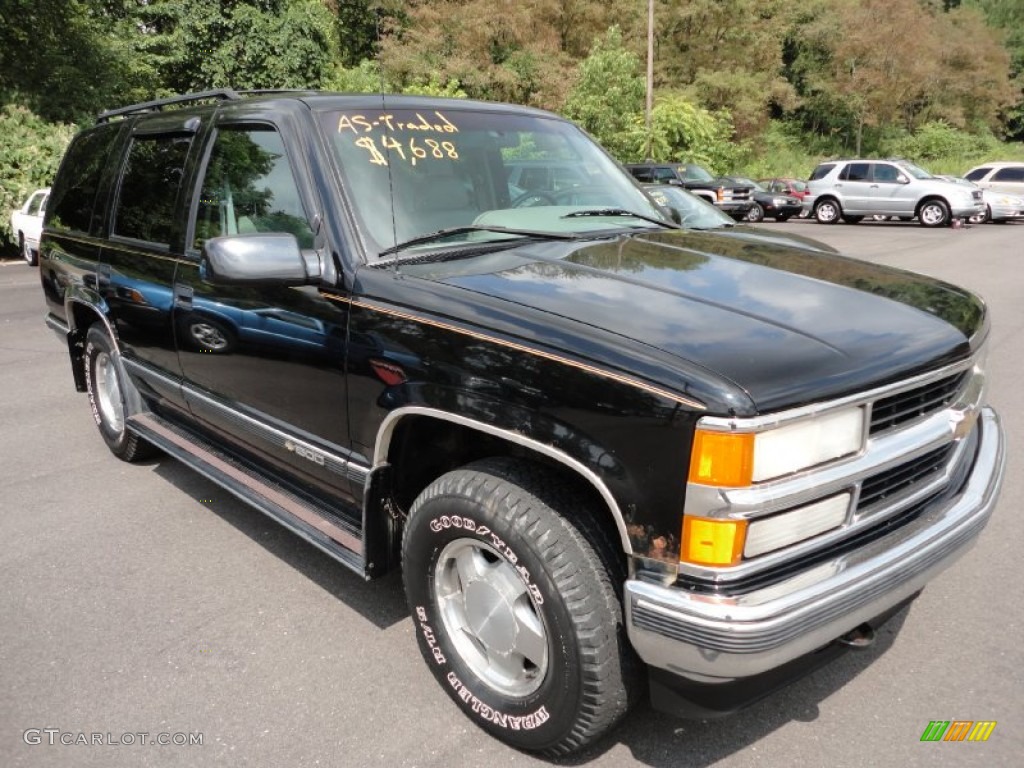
[560, 208, 680, 229]
[379, 225, 584, 257]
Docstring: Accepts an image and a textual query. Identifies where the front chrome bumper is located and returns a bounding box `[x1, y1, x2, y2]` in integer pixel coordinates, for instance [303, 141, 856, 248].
[625, 407, 1004, 682]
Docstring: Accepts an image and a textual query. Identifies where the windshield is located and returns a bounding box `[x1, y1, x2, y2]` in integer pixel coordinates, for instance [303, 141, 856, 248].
[680, 164, 715, 182]
[645, 185, 735, 229]
[319, 106, 668, 257]
[898, 161, 933, 180]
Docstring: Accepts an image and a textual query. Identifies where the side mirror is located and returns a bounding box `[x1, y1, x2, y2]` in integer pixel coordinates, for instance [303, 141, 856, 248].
[201, 233, 319, 286]
[897, 174, 909, 184]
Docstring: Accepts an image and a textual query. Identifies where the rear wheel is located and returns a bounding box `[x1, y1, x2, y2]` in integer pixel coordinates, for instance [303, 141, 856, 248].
[814, 199, 841, 224]
[20, 233, 37, 266]
[84, 324, 157, 462]
[918, 199, 950, 227]
[969, 206, 991, 225]
[775, 213, 791, 222]
[402, 458, 636, 756]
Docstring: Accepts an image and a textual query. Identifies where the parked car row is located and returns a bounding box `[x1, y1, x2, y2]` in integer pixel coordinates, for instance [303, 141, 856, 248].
[801, 158, 1023, 227]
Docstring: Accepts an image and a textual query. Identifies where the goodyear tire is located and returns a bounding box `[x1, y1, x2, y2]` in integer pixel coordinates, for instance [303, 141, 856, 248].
[84, 324, 157, 462]
[402, 458, 636, 756]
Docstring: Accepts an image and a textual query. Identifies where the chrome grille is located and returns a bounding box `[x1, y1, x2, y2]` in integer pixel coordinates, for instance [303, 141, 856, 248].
[870, 372, 968, 435]
[858, 444, 954, 511]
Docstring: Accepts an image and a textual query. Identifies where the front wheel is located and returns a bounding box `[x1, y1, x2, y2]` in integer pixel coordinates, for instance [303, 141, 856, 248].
[84, 324, 157, 462]
[745, 202, 765, 223]
[402, 459, 636, 756]
[814, 199, 841, 224]
[918, 199, 951, 227]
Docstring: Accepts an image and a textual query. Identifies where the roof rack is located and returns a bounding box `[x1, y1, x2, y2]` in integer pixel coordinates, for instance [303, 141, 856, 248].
[96, 89, 242, 124]
[234, 89, 318, 97]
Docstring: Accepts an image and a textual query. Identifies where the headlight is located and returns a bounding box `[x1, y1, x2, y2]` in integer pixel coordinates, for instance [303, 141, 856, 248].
[772, 197, 787, 206]
[688, 406, 865, 487]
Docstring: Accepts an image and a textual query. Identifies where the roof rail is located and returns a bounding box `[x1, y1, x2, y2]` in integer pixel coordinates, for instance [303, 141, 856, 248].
[234, 89, 318, 97]
[96, 89, 242, 124]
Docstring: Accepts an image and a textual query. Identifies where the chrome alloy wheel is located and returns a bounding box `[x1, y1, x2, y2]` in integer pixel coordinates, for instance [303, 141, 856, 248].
[434, 538, 549, 697]
[189, 321, 230, 351]
[94, 351, 125, 433]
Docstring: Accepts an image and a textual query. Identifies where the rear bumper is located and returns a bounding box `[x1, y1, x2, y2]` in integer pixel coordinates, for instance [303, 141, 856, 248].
[625, 407, 1004, 685]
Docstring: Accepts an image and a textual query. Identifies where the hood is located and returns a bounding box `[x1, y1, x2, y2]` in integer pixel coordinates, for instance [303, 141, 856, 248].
[404, 230, 985, 412]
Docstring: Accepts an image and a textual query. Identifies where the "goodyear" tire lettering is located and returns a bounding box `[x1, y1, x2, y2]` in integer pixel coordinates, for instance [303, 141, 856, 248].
[428, 515, 544, 605]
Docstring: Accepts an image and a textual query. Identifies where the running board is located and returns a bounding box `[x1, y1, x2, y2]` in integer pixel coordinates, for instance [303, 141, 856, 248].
[128, 412, 366, 577]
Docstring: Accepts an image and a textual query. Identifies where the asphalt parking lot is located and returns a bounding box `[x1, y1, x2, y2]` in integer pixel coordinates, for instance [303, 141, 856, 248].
[1, 219, 1021, 767]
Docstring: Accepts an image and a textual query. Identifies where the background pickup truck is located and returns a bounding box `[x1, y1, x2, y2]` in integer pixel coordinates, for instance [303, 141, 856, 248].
[9, 186, 49, 265]
[39, 90, 1004, 757]
[625, 162, 754, 218]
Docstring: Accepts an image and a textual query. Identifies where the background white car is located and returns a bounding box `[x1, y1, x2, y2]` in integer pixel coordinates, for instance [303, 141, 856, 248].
[964, 162, 1024, 197]
[9, 187, 50, 266]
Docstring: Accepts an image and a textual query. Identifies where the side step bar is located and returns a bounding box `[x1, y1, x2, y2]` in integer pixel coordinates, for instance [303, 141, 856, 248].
[128, 412, 366, 577]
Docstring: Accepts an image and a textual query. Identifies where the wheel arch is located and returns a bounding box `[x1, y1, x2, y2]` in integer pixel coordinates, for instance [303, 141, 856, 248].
[372, 407, 633, 557]
[915, 195, 950, 216]
[66, 298, 119, 391]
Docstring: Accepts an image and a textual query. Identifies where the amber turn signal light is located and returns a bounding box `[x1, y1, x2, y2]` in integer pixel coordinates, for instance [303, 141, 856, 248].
[681, 517, 747, 566]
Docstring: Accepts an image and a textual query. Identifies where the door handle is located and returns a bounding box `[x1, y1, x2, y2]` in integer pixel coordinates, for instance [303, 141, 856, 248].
[173, 283, 194, 309]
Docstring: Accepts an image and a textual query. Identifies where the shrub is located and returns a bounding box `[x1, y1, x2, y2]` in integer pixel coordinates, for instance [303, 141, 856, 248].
[1, 104, 75, 249]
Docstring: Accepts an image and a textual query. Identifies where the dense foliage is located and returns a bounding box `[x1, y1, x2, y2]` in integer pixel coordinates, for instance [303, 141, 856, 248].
[3, 0, 1023, 250]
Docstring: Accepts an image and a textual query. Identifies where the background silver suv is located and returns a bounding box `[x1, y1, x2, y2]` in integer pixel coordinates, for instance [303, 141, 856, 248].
[804, 159, 984, 227]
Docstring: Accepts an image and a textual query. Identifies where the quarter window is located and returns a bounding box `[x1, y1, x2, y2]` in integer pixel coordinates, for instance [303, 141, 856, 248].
[809, 164, 835, 181]
[193, 127, 313, 249]
[964, 167, 990, 182]
[48, 125, 121, 235]
[114, 135, 193, 245]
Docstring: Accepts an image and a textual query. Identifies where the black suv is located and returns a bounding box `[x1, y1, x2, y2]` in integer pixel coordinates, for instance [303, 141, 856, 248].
[624, 162, 754, 218]
[40, 90, 1004, 756]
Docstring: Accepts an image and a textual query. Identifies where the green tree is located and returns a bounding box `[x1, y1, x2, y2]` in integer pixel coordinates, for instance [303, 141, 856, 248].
[643, 0, 798, 138]
[0, 0, 157, 122]
[133, 0, 338, 94]
[377, 0, 613, 108]
[562, 27, 645, 158]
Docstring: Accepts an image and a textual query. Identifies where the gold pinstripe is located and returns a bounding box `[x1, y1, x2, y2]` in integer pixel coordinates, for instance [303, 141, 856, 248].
[322, 292, 704, 409]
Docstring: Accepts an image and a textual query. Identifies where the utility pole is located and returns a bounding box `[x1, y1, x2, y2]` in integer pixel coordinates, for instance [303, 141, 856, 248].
[645, 0, 654, 160]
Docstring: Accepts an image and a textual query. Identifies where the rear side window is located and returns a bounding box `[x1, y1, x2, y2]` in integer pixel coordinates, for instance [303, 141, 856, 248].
[48, 125, 121, 234]
[840, 163, 871, 181]
[964, 167, 990, 182]
[653, 167, 677, 182]
[809, 164, 835, 181]
[114, 134, 193, 245]
[992, 167, 1024, 182]
[628, 167, 655, 182]
[26, 192, 46, 216]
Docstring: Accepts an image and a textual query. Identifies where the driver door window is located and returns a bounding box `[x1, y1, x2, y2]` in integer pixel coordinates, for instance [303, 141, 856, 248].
[193, 127, 313, 250]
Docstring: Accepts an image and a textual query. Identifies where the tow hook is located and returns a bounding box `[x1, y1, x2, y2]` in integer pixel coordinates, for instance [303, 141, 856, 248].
[836, 623, 875, 650]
